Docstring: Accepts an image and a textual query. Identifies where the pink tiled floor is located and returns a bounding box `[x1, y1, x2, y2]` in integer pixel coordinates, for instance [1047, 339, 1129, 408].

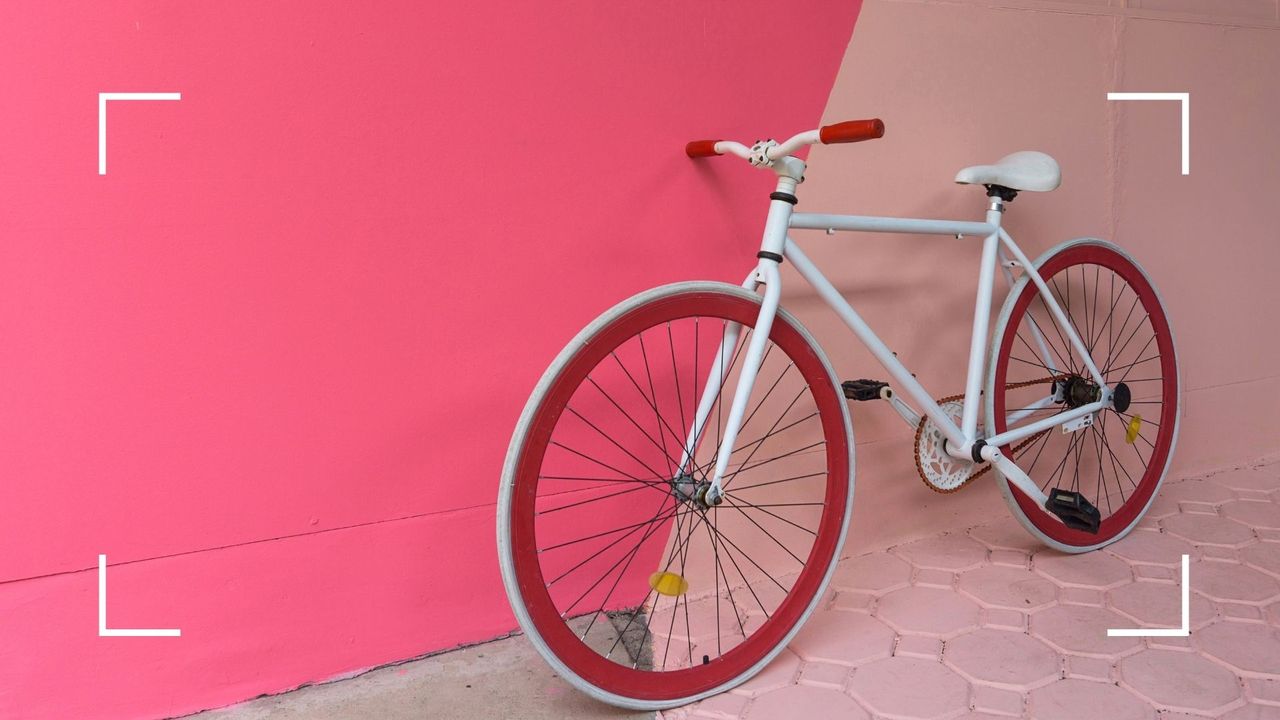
[662, 462, 1280, 720]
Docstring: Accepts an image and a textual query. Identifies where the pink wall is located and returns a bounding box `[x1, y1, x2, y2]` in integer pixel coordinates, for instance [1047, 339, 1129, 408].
[793, 0, 1280, 555]
[6, 2, 1278, 717]
[0, 3, 861, 718]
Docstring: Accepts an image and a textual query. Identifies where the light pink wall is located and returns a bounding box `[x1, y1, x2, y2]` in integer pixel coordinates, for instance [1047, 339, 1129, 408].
[797, 0, 1280, 555]
[0, 3, 861, 718]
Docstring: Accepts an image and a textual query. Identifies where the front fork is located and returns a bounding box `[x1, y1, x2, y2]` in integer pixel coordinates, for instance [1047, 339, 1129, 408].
[677, 184, 796, 505]
[674, 258, 781, 505]
[705, 262, 780, 505]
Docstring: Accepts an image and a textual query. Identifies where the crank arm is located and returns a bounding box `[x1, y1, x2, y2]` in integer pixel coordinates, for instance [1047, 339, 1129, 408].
[980, 444, 1049, 506]
[981, 444, 1101, 534]
[880, 386, 922, 428]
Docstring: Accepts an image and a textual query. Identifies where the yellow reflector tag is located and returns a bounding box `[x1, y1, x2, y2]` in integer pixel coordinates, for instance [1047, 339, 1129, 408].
[1125, 415, 1143, 445]
[649, 571, 688, 597]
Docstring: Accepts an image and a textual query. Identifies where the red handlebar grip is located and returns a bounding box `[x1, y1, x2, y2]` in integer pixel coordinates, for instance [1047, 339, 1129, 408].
[685, 140, 722, 158]
[818, 118, 885, 145]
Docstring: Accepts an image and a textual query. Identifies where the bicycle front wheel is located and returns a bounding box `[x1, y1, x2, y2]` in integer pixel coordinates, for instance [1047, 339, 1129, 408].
[497, 282, 853, 709]
[986, 239, 1180, 552]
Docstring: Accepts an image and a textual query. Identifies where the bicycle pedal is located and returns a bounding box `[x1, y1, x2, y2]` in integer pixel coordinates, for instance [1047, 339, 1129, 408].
[842, 379, 889, 402]
[1044, 488, 1101, 534]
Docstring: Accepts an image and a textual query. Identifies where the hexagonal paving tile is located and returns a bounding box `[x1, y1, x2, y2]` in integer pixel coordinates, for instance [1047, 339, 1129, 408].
[1221, 500, 1280, 529]
[744, 684, 870, 719]
[893, 534, 988, 571]
[969, 517, 1042, 551]
[1246, 674, 1280, 706]
[1105, 528, 1195, 564]
[832, 590, 874, 613]
[663, 467, 1280, 720]
[1028, 678, 1155, 720]
[1034, 550, 1132, 588]
[1241, 542, 1280, 577]
[1118, 648, 1242, 712]
[971, 685, 1024, 716]
[875, 586, 981, 638]
[1212, 468, 1279, 493]
[1161, 513, 1256, 547]
[1199, 545, 1242, 562]
[847, 656, 970, 719]
[944, 628, 1059, 688]
[830, 552, 913, 594]
[1146, 479, 1237, 517]
[795, 661, 848, 689]
[1029, 604, 1142, 657]
[788, 609, 894, 666]
[1109, 580, 1216, 629]
[957, 564, 1058, 610]
[1220, 705, 1280, 720]
[1192, 561, 1280, 603]
[686, 692, 748, 718]
[729, 647, 801, 697]
[1196, 620, 1280, 675]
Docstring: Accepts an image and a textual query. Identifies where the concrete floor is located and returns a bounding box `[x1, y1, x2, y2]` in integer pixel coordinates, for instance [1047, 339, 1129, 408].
[186, 634, 652, 720]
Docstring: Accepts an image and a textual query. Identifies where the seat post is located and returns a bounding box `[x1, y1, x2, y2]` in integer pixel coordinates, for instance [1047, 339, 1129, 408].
[984, 183, 1019, 203]
[986, 195, 1006, 225]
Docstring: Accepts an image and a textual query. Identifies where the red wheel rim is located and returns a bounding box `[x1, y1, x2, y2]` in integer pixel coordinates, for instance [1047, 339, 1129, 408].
[507, 289, 848, 701]
[993, 245, 1177, 546]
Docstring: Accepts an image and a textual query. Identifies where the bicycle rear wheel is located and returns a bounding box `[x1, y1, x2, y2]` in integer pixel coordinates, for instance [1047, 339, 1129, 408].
[986, 239, 1180, 552]
[497, 282, 853, 709]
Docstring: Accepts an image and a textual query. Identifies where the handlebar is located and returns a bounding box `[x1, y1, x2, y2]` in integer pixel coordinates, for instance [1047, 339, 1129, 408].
[685, 118, 885, 161]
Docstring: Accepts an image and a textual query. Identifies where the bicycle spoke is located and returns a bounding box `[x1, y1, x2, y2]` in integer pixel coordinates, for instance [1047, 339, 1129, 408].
[547, 501, 678, 588]
[557, 501, 678, 609]
[712, 524, 791, 595]
[722, 495, 819, 536]
[728, 470, 827, 494]
[538, 479, 666, 515]
[516, 292, 848, 689]
[988, 247, 1175, 549]
[583, 378, 683, 476]
[548, 440, 665, 487]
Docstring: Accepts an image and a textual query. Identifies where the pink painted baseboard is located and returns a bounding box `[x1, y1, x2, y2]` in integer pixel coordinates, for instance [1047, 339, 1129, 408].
[1, 506, 511, 719]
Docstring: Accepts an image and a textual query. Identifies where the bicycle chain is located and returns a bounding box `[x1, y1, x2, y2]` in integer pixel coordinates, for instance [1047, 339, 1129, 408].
[913, 375, 1065, 494]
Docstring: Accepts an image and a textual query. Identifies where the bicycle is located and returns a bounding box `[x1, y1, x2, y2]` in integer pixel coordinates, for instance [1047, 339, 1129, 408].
[496, 118, 1180, 709]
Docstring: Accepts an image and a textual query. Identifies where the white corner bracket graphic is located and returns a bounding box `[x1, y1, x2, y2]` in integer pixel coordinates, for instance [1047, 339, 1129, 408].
[98, 554, 181, 637]
[98, 92, 182, 175]
[1106, 92, 1190, 175]
[1107, 554, 1190, 637]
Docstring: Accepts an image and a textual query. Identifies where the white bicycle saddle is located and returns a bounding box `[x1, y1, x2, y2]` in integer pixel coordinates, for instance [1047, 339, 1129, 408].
[955, 150, 1061, 192]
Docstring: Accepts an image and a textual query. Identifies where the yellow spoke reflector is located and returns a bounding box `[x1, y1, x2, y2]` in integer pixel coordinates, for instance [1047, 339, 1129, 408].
[649, 571, 688, 597]
[1125, 415, 1143, 445]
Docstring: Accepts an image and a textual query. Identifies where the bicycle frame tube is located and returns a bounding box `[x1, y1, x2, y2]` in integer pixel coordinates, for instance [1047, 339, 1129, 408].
[960, 208, 1004, 440]
[997, 228, 1107, 387]
[782, 238, 967, 450]
[998, 245, 1060, 376]
[693, 184, 1108, 508]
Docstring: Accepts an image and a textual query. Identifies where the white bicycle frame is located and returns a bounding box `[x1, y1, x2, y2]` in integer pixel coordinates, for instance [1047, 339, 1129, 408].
[684, 153, 1111, 513]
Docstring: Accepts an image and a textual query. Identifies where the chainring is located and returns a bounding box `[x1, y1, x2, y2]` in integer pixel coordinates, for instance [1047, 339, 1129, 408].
[913, 377, 1062, 494]
[914, 400, 973, 492]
